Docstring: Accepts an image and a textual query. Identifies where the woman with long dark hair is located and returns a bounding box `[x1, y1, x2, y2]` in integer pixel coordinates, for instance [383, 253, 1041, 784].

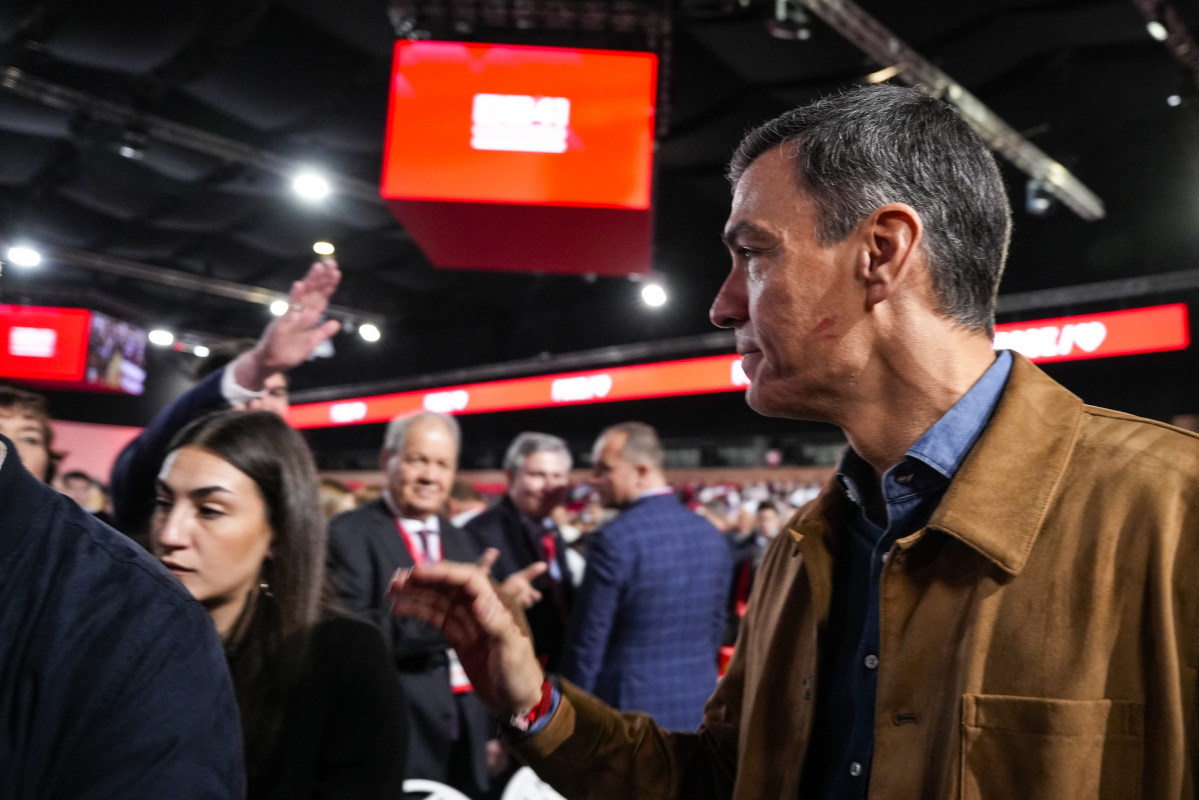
[151, 410, 408, 799]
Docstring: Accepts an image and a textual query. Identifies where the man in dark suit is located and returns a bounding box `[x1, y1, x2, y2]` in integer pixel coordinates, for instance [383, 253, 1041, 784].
[326, 411, 493, 797]
[466, 431, 575, 672]
[561, 421, 731, 730]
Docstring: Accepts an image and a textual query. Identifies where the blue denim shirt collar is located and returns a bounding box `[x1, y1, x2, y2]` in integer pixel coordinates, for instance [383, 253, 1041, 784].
[839, 349, 1014, 511]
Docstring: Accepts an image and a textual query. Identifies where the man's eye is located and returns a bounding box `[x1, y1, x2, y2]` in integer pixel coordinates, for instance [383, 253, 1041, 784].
[19, 435, 44, 447]
[154, 497, 172, 512]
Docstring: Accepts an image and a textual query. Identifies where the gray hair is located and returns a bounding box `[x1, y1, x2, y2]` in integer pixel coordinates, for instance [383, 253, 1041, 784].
[599, 421, 663, 471]
[728, 83, 1012, 337]
[382, 411, 461, 455]
[503, 431, 573, 473]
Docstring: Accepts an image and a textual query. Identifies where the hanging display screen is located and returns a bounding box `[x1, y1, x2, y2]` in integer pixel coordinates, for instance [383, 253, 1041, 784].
[382, 40, 657, 209]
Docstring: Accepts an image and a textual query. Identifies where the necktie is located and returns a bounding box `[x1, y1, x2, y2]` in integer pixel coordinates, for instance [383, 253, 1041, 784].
[413, 525, 436, 564]
[540, 532, 558, 573]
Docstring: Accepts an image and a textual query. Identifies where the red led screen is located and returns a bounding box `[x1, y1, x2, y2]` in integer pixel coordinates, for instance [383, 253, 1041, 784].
[291, 305, 1189, 428]
[993, 304, 1189, 363]
[290, 354, 748, 429]
[382, 40, 657, 209]
[0, 305, 91, 383]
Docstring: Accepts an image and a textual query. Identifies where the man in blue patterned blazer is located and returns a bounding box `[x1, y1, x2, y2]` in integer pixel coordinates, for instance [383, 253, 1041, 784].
[561, 421, 732, 730]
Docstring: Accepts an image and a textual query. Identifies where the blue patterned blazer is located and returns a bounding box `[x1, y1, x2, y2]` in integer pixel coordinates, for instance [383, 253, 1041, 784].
[561, 492, 732, 730]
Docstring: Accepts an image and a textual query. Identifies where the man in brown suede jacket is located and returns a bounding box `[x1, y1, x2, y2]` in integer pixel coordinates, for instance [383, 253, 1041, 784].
[389, 85, 1199, 800]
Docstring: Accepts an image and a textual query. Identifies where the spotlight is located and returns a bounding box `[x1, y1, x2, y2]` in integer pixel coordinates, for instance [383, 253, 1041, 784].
[1147, 20, 1168, 41]
[292, 171, 330, 200]
[359, 323, 381, 342]
[313, 241, 335, 256]
[117, 130, 148, 160]
[767, 0, 811, 40]
[148, 329, 174, 347]
[866, 65, 902, 84]
[1025, 178, 1055, 217]
[1167, 94, 1182, 107]
[5, 245, 42, 268]
[193, 345, 210, 358]
[641, 283, 668, 307]
[270, 300, 290, 317]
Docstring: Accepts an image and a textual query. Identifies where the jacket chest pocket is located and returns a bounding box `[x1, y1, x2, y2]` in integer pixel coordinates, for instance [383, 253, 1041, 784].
[959, 694, 1143, 800]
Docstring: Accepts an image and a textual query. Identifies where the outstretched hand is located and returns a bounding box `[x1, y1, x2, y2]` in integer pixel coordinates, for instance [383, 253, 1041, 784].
[388, 556, 545, 716]
[499, 560, 549, 609]
[233, 260, 342, 391]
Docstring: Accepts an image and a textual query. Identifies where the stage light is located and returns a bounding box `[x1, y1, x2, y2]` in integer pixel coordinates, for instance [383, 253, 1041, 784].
[5, 245, 42, 268]
[270, 300, 290, 316]
[359, 323, 381, 342]
[293, 171, 330, 200]
[1147, 20, 1168, 41]
[641, 283, 667, 307]
[866, 65, 902, 84]
[1167, 94, 1182, 107]
[148, 329, 174, 347]
[193, 345, 210, 358]
[1026, 178, 1055, 216]
[117, 130, 148, 160]
[313, 241, 335, 256]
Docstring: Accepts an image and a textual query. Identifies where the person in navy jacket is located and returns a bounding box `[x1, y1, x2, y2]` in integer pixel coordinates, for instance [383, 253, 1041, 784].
[561, 421, 732, 730]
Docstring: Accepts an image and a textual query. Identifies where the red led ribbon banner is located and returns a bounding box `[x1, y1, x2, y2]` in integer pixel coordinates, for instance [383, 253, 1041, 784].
[992, 303, 1189, 363]
[290, 304, 1189, 429]
[289, 354, 748, 429]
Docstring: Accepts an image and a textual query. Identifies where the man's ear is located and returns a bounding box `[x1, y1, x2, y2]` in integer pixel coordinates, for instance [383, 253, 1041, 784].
[378, 449, 391, 475]
[856, 203, 923, 309]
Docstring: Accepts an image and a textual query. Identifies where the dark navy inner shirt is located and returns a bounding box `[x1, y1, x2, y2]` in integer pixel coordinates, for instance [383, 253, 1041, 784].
[803, 349, 1013, 799]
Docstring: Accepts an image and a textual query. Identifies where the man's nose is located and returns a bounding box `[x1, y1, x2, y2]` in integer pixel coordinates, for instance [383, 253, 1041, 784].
[709, 266, 747, 329]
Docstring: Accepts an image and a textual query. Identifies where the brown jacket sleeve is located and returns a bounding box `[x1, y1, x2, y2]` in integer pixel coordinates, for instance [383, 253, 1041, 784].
[511, 663, 743, 799]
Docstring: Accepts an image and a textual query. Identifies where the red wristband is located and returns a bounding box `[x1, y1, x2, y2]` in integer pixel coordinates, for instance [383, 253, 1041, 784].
[508, 678, 554, 733]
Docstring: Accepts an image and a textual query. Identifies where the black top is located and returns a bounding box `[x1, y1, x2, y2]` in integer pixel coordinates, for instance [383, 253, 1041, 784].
[0, 433, 245, 799]
[245, 612, 410, 800]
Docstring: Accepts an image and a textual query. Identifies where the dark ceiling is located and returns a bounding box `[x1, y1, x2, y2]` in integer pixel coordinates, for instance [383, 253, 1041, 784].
[1, 0, 1198, 446]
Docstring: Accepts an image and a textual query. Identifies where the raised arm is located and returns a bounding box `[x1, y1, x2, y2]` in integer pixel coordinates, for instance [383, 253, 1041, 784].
[111, 261, 340, 539]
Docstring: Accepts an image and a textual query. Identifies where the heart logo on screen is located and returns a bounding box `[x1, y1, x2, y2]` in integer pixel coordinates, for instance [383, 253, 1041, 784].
[1072, 322, 1107, 353]
[588, 374, 612, 398]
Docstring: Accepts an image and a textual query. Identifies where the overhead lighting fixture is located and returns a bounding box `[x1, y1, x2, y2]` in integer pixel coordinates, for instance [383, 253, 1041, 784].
[292, 171, 330, 200]
[359, 323, 381, 342]
[313, 241, 335, 256]
[1026, 178, 1055, 217]
[1147, 20, 1169, 41]
[148, 329, 175, 347]
[866, 65, 902, 84]
[767, 0, 812, 40]
[193, 345, 210, 358]
[5, 245, 42, 268]
[641, 283, 667, 307]
[116, 129, 148, 160]
[269, 299, 290, 317]
[1167, 94, 1182, 107]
